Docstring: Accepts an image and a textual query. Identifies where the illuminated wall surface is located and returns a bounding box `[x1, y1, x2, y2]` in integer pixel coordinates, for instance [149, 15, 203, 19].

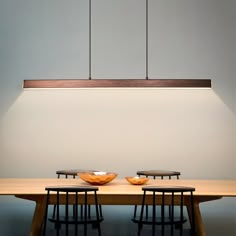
[0, 0, 235, 235]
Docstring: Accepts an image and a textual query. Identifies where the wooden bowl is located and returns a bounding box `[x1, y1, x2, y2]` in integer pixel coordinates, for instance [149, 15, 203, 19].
[125, 176, 149, 185]
[78, 171, 118, 185]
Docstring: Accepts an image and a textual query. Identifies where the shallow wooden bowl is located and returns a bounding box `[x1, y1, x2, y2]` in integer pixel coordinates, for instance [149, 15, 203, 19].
[125, 176, 149, 185]
[78, 171, 118, 185]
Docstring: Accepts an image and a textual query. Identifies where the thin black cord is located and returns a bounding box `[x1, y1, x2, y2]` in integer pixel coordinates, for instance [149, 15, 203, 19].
[145, 0, 149, 80]
[89, 0, 92, 80]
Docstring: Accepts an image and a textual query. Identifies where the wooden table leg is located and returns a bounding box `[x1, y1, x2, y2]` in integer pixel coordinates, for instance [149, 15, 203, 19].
[15, 195, 47, 236]
[186, 198, 205, 236]
[29, 196, 47, 236]
[193, 200, 206, 236]
[187, 196, 223, 236]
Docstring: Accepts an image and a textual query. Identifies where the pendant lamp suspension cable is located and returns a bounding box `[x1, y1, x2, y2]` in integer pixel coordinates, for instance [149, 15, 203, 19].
[88, 0, 148, 81]
[145, 0, 149, 80]
[89, 0, 92, 80]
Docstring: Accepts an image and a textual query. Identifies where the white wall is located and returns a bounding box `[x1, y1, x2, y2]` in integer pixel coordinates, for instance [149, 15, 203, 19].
[0, 0, 235, 235]
[0, 88, 234, 179]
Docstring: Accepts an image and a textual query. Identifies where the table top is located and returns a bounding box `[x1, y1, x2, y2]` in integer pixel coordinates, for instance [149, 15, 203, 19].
[0, 178, 235, 197]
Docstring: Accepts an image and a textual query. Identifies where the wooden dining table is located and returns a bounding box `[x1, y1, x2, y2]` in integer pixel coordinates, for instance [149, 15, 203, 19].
[0, 178, 235, 236]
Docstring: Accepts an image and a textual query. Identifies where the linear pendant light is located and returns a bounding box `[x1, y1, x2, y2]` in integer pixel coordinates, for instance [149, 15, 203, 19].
[23, 79, 211, 88]
[23, 0, 211, 89]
